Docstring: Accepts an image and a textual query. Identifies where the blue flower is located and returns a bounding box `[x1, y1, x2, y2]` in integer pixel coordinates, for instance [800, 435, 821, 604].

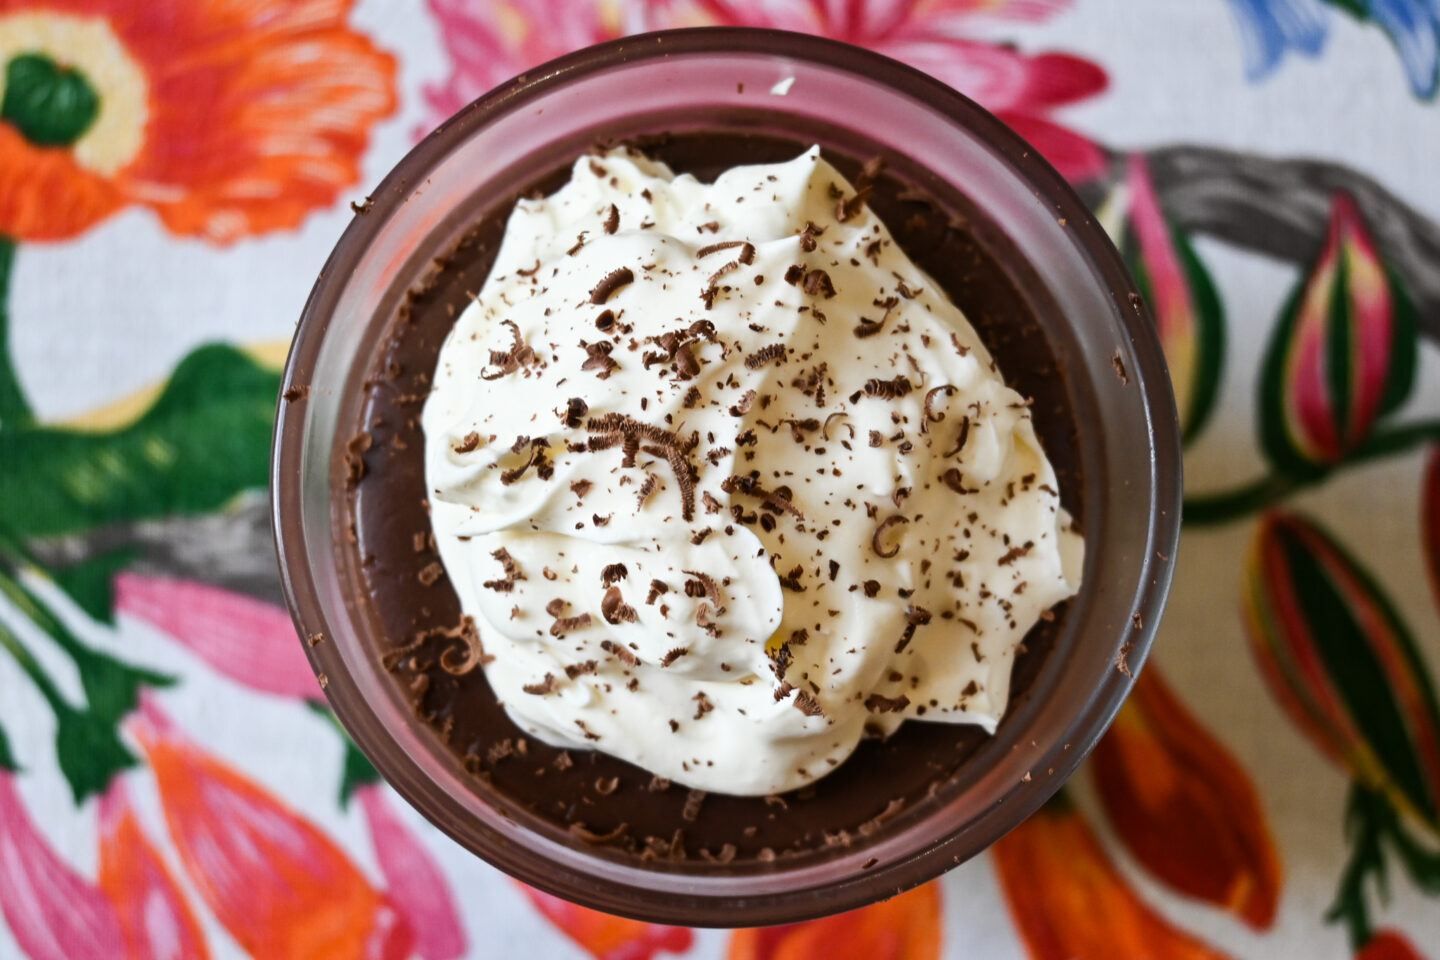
[1223, 0, 1440, 98]
[1223, 0, 1331, 81]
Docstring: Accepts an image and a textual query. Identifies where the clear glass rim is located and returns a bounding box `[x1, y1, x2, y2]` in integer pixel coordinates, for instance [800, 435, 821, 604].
[272, 26, 1183, 927]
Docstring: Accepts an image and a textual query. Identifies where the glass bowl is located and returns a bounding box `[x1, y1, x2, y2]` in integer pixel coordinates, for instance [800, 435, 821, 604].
[272, 27, 1182, 927]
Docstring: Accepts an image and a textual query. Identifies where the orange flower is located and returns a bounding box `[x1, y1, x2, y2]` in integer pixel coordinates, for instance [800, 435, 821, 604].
[727, 883, 941, 960]
[0, 0, 395, 242]
[130, 697, 413, 959]
[97, 781, 210, 960]
[519, 884, 693, 960]
[1090, 666, 1282, 928]
[993, 794, 1237, 960]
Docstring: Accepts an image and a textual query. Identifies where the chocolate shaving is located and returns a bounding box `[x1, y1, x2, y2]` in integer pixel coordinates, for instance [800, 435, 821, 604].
[692, 692, 714, 719]
[721, 474, 804, 519]
[681, 570, 722, 607]
[575, 720, 601, 741]
[660, 646, 689, 667]
[516, 259, 541, 277]
[646, 579, 669, 605]
[594, 309, 616, 332]
[569, 821, 628, 846]
[570, 478, 593, 499]
[482, 547, 525, 591]
[522, 674, 557, 695]
[601, 586, 638, 624]
[729, 389, 757, 416]
[998, 542, 1033, 565]
[586, 413, 699, 520]
[865, 693, 910, 714]
[635, 473, 660, 508]
[894, 604, 932, 653]
[594, 775, 620, 796]
[784, 263, 805, 285]
[801, 268, 836, 298]
[549, 613, 593, 637]
[922, 385, 957, 432]
[943, 415, 971, 457]
[601, 563, 628, 586]
[695, 602, 720, 637]
[853, 316, 885, 338]
[601, 639, 639, 667]
[453, 431, 481, 453]
[798, 220, 826, 251]
[821, 411, 853, 441]
[561, 397, 588, 428]
[417, 562, 445, 585]
[871, 516, 909, 558]
[602, 203, 619, 234]
[863, 376, 914, 399]
[565, 660, 598, 679]
[580, 339, 619, 378]
[589, 266, 634, 303]
[793, 690, 824, 717]
[745, 344, 786, 369]
[696, 240, 752, 260]
[682, 790, 706, 821]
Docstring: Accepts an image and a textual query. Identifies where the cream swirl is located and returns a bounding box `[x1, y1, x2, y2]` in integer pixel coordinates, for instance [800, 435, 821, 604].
[422, 147, 1082, 796]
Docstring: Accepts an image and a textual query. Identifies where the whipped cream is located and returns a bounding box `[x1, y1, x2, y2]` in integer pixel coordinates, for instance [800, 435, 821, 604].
[422, 147, 1082, 796]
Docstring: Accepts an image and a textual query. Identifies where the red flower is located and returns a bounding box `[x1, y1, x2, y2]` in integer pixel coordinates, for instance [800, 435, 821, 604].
[1090, 666, 1281, 928]
[97, 780, 210, 960]
[727, 882, 942, 960]
[992, 794, 1237, 960]
[0, 0, 396, 242]
[1358, 930, 1430, 960]
[129, 697, 414, 959]
[519, 884, 693, 960]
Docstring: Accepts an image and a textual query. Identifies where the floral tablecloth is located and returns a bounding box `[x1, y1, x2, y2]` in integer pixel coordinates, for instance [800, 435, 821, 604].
[2, 1, 1439, 958]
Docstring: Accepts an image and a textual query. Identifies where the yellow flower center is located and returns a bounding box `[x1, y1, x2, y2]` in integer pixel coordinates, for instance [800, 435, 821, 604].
[0, 12, 147, 175]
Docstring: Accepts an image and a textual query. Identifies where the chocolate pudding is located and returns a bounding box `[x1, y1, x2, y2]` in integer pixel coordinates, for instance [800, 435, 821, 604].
[342, 130, 1082, 864]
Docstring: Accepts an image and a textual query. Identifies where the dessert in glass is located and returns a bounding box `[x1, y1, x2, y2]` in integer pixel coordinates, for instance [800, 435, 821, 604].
[272, 28, 1182, 926]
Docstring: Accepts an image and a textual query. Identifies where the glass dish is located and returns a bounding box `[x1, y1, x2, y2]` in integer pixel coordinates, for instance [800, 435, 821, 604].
[272, 27, 1182, 927]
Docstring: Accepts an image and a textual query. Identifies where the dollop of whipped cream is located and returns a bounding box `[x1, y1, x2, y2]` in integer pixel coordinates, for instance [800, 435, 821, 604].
[422, 146, 1082, 796]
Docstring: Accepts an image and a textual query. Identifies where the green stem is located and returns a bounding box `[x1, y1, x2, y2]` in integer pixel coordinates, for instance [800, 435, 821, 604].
[1326, 783, 1387, 952]
[0, 616, 66, 714]
[1185, 419, 1440, 526]
[0, 547, 88, 664]
[0, 237, 32, 428]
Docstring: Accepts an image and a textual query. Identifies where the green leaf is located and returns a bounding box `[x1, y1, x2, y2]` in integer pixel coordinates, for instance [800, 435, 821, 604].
[50, 547, 138, 625]
[339, 734, 381, 808]
[0, 719, 16, 772]
[0, 344, 279, 538]
[1257, 279, 1326, 478]
[53, 700, 138, 803]
[1173, 226, 1226, 443]
[1379, 267, 1418, 417]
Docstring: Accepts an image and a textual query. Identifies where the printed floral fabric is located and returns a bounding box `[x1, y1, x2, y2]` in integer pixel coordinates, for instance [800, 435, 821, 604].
[0, 0, 1437, 957]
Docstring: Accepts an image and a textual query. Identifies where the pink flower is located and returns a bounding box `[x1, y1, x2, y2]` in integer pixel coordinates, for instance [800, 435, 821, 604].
[419, 0, 1107, 182]
[97, 781, 210, 960]
[0, 770, 126, 960]
[684, 0, 1108, 181]
[1259, 193, 1417, 471]
[357, 784, 467, 960]
[113, 573, 321, 702]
